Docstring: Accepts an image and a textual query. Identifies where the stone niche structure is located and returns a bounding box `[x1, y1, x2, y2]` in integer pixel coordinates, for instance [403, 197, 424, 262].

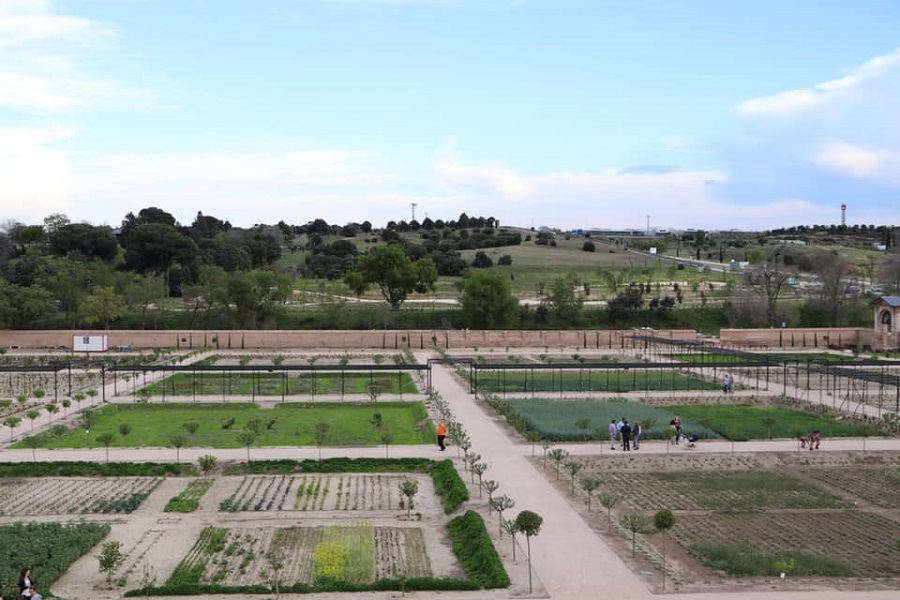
[874, 295, 900, 335]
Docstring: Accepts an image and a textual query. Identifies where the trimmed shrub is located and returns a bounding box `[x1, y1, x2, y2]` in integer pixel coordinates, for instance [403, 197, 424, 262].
[447, 511, 510, 588]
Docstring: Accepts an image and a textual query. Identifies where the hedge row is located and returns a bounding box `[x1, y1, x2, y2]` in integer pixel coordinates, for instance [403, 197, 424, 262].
[447, 510, 510, 588]
[0, 461, 196, 477]
[125, 577, 480, 597]
[430, 459, 469, 513]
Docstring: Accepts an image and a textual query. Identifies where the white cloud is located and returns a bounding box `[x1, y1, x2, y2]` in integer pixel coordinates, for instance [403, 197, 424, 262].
[0, 125, 73, 214]
[814, 141, 900, 185]
[0, 0, 138, 112]
[436, 155, 531, 197]
[734, 47, 900, 118]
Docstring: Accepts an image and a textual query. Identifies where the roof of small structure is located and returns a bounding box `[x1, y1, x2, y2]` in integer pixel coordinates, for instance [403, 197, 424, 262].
[876, 295, 900, 307]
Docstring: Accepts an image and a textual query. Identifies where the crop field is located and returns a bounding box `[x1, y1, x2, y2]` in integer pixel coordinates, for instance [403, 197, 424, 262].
[542, 452, 900, 586]
[599, 471, 852, 511]
[140, 372, 418, 396]
[802, 466, 900, 509]
[169, 523, 433, 586]
[672, 511, 899, 577]
[475, 369, 719, 394]
[670, 405, 876, 440]
[21, 402, 435, 448]
[0, 476, 160, 515]
[219, 474, 432, 513]
[495, 398, 719, 441]
[495, 398, 879, 442]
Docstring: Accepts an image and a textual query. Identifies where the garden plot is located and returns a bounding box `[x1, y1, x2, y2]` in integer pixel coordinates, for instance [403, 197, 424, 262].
[598, 471, 851, 511]
[170, 524, 433, 586]
[219, 474, 437, 514]
[802, 466, 900, 509]
[672, 510, 900, 577]
[0, 477, 161, 515]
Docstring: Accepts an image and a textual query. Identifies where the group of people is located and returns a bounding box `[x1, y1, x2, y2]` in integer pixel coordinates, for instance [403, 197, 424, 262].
[607, 418, 642, 451]
[18, 568, 42, 600]
[799, 430, 822, 450]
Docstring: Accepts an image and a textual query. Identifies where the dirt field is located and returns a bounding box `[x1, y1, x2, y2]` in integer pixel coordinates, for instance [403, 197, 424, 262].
[537, 450, 900, 593]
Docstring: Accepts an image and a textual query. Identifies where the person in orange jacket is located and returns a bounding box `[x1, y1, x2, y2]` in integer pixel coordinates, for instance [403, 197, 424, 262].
[437, 422, 447, 451]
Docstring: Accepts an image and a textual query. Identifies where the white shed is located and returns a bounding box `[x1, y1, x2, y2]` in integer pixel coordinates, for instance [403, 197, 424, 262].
[73, 334, 108, 352]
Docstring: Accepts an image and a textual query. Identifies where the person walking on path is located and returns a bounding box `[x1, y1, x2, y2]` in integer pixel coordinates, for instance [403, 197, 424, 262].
[608, 419, 618, 450]
[436, 422, 447, 451]
[672, 415, 683, 443]
[620, 419, 632, 451]
[632, 421, 641, 450]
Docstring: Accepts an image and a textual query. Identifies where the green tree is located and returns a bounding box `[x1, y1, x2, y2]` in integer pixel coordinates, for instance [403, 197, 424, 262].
[0, 281, 51, 328]
[344, 244, 438, 309]
[198, 454, 218, 478]
[599, 493, 622, 532]
[237, 430, 257, 461]
[125, 273, 167, 329]
[24, 435, 42, 461]
[398, 478, 419, 519]
[96, 432, 116, 463]
[491, 495, 515, 536]
[3, 416, 22, 441]
[97, 540, 125, 583]
[515, 510, 543, 593]
[79, 286, 127, 328]
[543, 273, 584, 324]
[25, 409, 40, 432]
[620, 514, 655, 557]
[654, 509, 676, 589]
[313, 422, 331, 459]
[44, 402, 59, 425]
[266, 534, 288, 600]
[169, 433, 188, 462]
[580, 477, 601, 510]
[460, 271, 519, 328]
[564, 460, 583, 495]
[547, 448, 569, 480]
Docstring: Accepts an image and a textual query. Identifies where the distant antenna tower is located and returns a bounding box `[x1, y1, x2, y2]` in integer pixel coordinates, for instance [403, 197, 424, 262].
[411, 203, 417, 222]
[841, 203, 847, 226]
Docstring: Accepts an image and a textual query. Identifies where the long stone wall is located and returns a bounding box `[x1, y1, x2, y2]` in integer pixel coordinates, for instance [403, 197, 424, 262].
[719, 327, 899, 350]
[0, 328, 700, 351]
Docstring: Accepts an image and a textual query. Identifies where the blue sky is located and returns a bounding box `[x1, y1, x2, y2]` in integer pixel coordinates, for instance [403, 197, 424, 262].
[2, 0, 899, 231]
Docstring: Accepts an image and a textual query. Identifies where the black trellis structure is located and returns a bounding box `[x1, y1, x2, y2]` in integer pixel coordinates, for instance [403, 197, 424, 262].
[0, 362, 428, 404]
[630, 334, 900, 416]
[106, 363, 429, 403]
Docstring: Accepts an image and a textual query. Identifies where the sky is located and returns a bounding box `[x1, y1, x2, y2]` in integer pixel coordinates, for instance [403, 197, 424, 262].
[1, 0, 899, 232]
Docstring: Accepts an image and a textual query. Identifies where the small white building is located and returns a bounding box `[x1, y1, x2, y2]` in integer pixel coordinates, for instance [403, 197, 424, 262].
[73, 334, 108, 352]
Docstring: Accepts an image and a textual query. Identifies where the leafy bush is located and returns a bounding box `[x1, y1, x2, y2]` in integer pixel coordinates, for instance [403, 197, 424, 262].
[0, 522, 110, 599]
[165, 479, 214, 513]
[430, 459, 468, 513]
[88, 491, 153, 514]
[447, 511, 510, 588]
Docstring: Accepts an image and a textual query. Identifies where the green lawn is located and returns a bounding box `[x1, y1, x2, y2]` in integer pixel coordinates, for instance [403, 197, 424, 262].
[139, 372, 418, 396]
[668, 404, 876, 440]
[17, 402, 435, 449]
[500, 399, 718, 441]
[475, 369, 719, 393]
